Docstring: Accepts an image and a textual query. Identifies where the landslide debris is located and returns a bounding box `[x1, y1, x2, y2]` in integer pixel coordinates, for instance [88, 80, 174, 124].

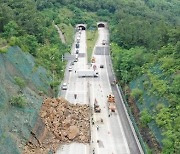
[24, 97, 91, 154]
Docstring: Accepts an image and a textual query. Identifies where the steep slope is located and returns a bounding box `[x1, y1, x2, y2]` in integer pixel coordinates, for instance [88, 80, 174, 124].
[0, 46, 52, 153]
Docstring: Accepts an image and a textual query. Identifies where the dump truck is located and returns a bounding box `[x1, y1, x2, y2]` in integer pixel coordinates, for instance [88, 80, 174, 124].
[77, 70, 99, 77]
[107, 94, 116, 115]
[107, 94, 115, 103]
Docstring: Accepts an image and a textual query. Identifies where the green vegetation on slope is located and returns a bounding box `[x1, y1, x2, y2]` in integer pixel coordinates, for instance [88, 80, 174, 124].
[0, 0, 179, 153]
[87, 29, 98, 62]
[111, 42, 180, 153]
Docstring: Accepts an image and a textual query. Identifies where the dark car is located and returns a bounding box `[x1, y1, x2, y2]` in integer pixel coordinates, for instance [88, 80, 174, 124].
[76, 43, 79, 48]
[76, 50, 79, 54]
[102, 40, 106, 45]
[100, 65, 104, 68]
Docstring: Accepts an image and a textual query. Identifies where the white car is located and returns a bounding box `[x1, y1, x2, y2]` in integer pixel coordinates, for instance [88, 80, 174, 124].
[61, 83, 67, 90]
[69, 66, 73, 72]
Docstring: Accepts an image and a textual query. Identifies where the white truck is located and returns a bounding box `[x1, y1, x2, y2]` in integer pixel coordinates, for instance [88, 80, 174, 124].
[77, 70, 99, 77]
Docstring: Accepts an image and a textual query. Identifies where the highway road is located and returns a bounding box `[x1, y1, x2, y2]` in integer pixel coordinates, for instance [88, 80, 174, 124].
[57, 27, 90, 154]
[89, 27, 130, 154]
[57, 24, 143, 154]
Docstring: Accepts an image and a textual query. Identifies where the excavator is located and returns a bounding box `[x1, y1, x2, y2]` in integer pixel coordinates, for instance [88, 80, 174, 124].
[94, 98, 101, 113]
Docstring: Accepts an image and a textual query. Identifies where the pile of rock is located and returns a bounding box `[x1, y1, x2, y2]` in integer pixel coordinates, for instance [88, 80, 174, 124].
[23, 97, 90, 154]
[40, 97, 90, 143]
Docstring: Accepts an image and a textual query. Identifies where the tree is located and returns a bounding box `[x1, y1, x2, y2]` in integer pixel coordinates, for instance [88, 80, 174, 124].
[3, 21, 19, 38]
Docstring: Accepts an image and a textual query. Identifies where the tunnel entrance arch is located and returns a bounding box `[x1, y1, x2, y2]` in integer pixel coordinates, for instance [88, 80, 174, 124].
[97, 23, 105, 28]
[77, 25, 86, 30]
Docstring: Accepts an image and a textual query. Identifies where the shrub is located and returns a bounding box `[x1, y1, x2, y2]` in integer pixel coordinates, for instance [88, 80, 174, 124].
[156, 103, 164, 111]
[50, 80, 60, 89]
[11, 95, 27, 108]
[14, 76, 25, 89]
[143, 80, 149, 89]
[0, 48, 7, 53]
[131, 88, 143, 100]
[140, 109, 152, 126]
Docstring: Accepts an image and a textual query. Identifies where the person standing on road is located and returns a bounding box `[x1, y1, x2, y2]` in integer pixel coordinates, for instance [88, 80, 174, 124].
[96, 125, 99, 131]
[93, 148, 95, 154]
[74, 94, 77, 99]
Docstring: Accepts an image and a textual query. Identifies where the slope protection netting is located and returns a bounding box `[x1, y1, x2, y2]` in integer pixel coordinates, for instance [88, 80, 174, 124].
[130, 75, 169, 147]
[0, 46, 52, 153]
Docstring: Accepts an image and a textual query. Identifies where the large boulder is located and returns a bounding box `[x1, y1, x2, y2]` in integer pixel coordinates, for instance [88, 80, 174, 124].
[67, 125, 79, 140]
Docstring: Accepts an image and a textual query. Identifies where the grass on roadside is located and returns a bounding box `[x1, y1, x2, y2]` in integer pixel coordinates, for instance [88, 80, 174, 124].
[86, 30, 98, 63]
[58, 23, 74, 46]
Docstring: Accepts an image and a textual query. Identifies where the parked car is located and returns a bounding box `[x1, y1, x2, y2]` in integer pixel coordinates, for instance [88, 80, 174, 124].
[100, 65, 104, 68]
[61, 83, 67, 90]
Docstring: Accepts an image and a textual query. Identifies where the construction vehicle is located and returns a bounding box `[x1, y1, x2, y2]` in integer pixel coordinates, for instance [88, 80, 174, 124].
[91, 57, 95, 63]
[107, 94, 115, 103]
[108, 103, 116, 112]
[94, 99, 101, 113]
[107, 94, 116, 115]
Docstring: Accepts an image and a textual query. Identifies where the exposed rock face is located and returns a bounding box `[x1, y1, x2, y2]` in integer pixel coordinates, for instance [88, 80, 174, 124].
[24, 97, 91, 154]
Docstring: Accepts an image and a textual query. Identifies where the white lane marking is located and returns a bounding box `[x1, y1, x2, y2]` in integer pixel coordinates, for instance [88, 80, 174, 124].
[65, 90, 86, 93]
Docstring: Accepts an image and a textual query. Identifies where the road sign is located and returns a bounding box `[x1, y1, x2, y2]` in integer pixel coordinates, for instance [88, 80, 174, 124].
[64, 53, 76, 60]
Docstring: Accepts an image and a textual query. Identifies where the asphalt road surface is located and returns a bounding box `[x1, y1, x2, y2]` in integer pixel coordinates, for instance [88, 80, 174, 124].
[89, 27, 130, 154]
[57, 25, 143, 154]
[57, 28, 90, 154]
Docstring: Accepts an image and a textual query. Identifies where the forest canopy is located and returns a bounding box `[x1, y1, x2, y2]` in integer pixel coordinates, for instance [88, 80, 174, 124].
[0, 0, 180, 153]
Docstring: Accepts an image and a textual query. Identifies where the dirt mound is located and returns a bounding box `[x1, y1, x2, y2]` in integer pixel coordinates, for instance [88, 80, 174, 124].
[24, 97, 91, 153]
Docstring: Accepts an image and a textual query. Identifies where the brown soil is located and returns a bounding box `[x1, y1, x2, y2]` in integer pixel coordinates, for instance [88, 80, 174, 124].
[126, 87, 161, 153]
[23, 97, 91, 154]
